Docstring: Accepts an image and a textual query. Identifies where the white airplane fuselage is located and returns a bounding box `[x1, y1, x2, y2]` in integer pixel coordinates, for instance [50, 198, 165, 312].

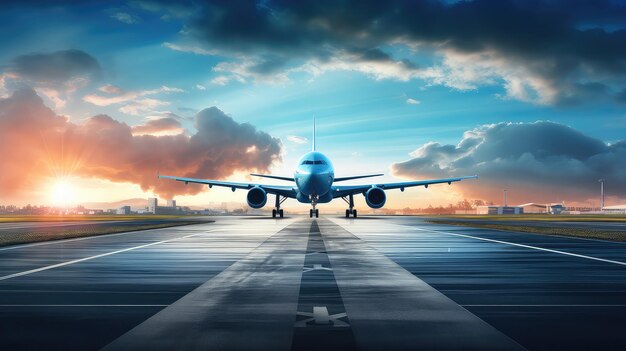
[294, 151, 334, 203]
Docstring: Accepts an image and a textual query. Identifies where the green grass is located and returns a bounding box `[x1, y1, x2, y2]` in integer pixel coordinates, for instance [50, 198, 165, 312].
[0, 220, 211, 247]
[427, 219, 626, 242]
[0, 214, 191, 223]
[430, 214, 626, 222]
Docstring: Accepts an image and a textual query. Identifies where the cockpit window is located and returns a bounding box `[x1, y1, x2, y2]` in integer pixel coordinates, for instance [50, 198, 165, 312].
[301, 160, 326, 165]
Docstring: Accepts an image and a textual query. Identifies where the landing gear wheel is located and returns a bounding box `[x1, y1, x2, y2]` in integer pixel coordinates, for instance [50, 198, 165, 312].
[345, 209, 350, 218]
[315, 209, 319, 218]
[309, 209, 313, 218]
[279, 209, 284, 218]
[272, 209, 276, 218]
[353, 209, 357, 218]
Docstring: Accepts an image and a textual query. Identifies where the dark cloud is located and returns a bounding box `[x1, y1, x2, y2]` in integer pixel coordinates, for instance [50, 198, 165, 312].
[0, 89, 282, 199]
[391, 121, 626, 204]
[10, 49, 101, 83]
[158, 0, 626, 104]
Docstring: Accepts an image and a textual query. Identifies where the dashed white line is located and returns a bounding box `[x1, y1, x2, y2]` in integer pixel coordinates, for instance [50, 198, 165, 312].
[0, 232, 205, 281]
[396, 224, 626, 267]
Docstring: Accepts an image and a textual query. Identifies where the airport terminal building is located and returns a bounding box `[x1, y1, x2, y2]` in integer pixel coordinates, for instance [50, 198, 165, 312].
[476, 206, 523, 215]
[602, 204, 626, 214]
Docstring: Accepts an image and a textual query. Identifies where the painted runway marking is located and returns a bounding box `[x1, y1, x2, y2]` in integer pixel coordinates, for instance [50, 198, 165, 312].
[295, 306, 349, 327]
[302, 264, 333, 272]
[395, 224, 626, 267]
[0, 233, 205, 281]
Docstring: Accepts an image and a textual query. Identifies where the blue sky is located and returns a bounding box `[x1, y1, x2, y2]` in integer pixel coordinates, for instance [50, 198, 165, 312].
[1, 0, 626, 208]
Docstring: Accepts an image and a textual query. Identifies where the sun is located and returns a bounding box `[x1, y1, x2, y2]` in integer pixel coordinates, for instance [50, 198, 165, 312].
[49, 179, 77, 207]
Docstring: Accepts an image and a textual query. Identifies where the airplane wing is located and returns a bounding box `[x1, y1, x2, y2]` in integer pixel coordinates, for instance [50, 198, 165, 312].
[250, 173, 294, 182]
[332, 175, 478, 198]
[158, 175, 297, 198]
[334, 174, 383, 182]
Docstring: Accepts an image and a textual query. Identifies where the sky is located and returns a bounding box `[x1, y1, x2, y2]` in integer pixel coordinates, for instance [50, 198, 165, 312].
[1, 0, 626, 209]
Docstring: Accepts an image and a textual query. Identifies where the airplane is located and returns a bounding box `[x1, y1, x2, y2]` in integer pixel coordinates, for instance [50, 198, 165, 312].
[159, 118, 477, 218]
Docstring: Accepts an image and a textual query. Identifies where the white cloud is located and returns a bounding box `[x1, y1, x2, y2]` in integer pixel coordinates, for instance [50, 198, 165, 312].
[0, 74, 9, 98]
[119, 98, 169, 116]
[195, 84, 206, 90]
[84, 85, 183, 115]
[210, 76, 230, 86]
[287, 135, 308, 144]
[406, 98, 420, 105]
[213, 61, 288, 84]
[35, 87, 66, 109]
[162, 42, 217, 56]
[98, 84, 123, 94]
[111, 12, 140, 24]
[420, 49, 557, 105]
[297, 52, 422, 82]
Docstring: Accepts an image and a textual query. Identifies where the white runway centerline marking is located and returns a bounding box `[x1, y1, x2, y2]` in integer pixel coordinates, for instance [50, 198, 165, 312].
[397, 224, 626, 267]
[0, 232, 208, 281]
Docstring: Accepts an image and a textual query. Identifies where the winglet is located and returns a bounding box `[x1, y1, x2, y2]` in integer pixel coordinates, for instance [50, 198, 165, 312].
[312, 114, 316, 151]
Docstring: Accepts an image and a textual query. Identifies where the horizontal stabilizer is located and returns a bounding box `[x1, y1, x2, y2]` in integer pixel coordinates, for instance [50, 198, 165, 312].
[334, 174, 384, 182]
[250, 174, 295, 182]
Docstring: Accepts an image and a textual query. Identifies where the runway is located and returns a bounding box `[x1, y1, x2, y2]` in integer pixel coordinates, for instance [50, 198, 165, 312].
[1, 216, 625, 350]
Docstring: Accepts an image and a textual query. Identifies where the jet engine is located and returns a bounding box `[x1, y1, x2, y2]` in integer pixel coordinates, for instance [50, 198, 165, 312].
[246, 187, 267, 209]
[365, 187, 386, 208]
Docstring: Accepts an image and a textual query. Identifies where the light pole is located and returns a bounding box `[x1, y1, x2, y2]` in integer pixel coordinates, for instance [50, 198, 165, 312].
[503, 189, 507, 207]
[598, 179, 605, 209]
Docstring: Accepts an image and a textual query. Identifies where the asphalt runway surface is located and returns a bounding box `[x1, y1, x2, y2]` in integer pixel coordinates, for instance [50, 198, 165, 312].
[1, 216, 625, 350]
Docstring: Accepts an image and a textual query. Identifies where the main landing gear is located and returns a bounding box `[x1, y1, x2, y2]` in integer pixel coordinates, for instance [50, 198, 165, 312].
[342, 194, 357, 218]
[272, 194, 286, 218]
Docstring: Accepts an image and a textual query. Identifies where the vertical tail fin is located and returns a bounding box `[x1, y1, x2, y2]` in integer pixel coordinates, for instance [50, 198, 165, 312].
[312, 114, 316, 151]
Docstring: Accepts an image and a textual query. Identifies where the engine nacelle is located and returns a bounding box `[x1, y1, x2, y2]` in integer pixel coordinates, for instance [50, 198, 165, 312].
[365, 187, 386, 209]
[246, 187, 267, 209]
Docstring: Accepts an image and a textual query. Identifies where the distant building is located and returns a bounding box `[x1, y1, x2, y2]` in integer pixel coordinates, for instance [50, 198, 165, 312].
[476, 206, 523, 215]
[519, 203, 548, 214]
[602, 204, 626, 214]
[148, 198, 158, 213]
[519, 203, 564, 214]
[167, 199, 176, 208]
[117, 206, 131, 215]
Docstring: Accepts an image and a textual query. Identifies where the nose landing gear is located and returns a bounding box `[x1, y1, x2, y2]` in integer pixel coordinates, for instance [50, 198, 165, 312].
[342, 194, 357, 218]
[309, 195, 319, 218]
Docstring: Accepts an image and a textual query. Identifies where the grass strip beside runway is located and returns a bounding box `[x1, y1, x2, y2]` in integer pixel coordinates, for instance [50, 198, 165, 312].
[0, 215, 188, 222]
[427, 219, 626, 242]
[0, 220, 211, 247]
[435, 214, 626, 222]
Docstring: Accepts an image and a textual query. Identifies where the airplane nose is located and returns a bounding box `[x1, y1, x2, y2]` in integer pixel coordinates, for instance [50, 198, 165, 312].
[298, 171, 331, 196]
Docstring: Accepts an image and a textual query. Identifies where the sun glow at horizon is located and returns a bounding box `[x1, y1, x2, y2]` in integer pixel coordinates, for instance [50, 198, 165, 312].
[48, 178, 77, 207]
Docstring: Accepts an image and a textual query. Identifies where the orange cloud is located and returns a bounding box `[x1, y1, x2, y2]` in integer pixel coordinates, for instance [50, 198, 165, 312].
[0, 89, 282, 201]
[131, 117, 184, 136]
